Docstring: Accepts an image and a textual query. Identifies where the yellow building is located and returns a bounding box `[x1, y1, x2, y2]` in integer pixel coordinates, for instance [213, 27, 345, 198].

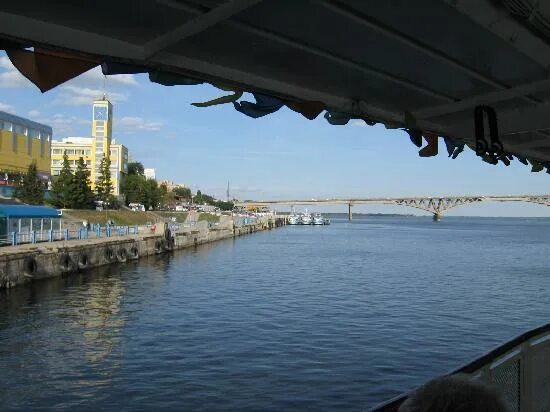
[50, 98, 128, 195]
[0, 111, 52, 177]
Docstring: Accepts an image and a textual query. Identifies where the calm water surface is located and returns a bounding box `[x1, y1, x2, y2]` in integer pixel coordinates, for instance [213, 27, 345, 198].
[1, 216, 549, 410]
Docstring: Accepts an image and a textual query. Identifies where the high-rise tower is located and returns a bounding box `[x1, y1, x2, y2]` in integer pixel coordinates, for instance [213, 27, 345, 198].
[91, 97, 113, 184]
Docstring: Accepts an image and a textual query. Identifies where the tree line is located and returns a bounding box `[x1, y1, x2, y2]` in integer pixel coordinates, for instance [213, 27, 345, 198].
[14, 152, 114, 208]
[122, 163, 233, 211]
[14, 158, 234, 211]
[121, 162, 168, 210]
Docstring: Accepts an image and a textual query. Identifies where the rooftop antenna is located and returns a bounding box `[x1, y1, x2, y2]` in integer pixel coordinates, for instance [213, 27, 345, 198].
[102, 73, 108, 100]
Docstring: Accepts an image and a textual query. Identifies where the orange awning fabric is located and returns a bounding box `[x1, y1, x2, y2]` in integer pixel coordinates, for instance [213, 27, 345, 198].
[6, 48, 98, 92]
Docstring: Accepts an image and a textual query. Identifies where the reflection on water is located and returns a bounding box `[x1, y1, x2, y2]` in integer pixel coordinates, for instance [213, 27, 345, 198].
[0, 256, 173, 409]
[1, 217, 550, 410]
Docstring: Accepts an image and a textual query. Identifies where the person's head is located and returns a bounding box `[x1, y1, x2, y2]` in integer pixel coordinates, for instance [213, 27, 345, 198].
[398, 374, 509, 412]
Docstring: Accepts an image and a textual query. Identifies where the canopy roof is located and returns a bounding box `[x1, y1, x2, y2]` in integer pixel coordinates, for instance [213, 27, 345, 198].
[1, 0, 550, 170]
[0, 205, 60, 218]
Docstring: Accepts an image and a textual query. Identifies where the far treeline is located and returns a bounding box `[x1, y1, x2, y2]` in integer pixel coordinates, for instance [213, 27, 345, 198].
[122, 162, 234, 211]
[12, 157, 234, 211]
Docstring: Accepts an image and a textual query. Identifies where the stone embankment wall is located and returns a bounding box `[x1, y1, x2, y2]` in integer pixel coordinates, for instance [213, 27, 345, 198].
[0, 217, 286, 289]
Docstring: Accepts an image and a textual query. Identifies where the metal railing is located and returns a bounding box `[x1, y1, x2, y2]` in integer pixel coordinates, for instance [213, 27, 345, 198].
[373, 323, 550, 412]
[6, 225, 140, 246]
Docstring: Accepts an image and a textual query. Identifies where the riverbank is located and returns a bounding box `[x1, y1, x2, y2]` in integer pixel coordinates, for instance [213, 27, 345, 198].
[0, 215, 285, 289]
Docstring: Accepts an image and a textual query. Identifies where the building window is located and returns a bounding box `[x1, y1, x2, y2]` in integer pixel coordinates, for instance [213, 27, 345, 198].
[12, 132, 17, 152]
[14, 124, 25, 135]
[85, 150, 91, 156]
[29, 129, 40, 138]
[52, 159, 62, 166]
[52, 149, 62, 155]
[95, 131, 105, 137]
[86, 160, 92, 166]
[2, 121, 12, 132]
[65, 149, 75, 155]
[53, 170, 60, 176]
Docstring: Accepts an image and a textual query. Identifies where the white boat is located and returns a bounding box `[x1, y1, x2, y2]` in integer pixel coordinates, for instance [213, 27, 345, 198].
[313, 213, 324, 225]
[287, 214, 300, 225]
[300, 212, 313, 225]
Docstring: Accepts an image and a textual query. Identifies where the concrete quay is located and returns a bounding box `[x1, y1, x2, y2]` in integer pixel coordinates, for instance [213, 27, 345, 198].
[0, 216, 286, 289]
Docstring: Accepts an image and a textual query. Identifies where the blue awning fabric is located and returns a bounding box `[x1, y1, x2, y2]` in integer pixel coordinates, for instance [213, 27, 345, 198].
[2, 44, 550, 174]
[0, 205, 60, 218]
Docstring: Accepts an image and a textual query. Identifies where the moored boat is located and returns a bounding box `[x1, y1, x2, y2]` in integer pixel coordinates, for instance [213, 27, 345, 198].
[287, 214, 300, 225]
[313, 213, 324, 225]
[300, 212, 313, 225]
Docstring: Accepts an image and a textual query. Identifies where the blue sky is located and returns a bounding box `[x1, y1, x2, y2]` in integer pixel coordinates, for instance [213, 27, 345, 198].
[0, 52, 549, 216]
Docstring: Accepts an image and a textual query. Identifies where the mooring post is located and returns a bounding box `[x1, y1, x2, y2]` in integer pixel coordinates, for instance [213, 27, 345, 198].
[348, 203, 353, 221]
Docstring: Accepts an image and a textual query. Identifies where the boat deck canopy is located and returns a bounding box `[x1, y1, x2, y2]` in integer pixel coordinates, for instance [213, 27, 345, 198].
[2, 0, 550, 167]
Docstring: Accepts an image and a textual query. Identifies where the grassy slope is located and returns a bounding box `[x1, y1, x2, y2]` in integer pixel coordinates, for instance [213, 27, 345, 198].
[65, 210, 218, 226]
[63, 209, 159, 226]
[198, 213, 220, 223]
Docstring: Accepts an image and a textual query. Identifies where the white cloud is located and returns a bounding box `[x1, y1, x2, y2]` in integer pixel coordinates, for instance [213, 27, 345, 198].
[0, 56, 14, 70]
[28, 109, 41, 118]
[38, 114, 90, 137]
[0, 56, 138, 92]
[0, 58, 33, 88]
[77, 66, 138, 86]
[351, 119, 367, 127]
[0, 102, 16, 114]
[57, 85, 127, 106]
[117, 116, 163, 132]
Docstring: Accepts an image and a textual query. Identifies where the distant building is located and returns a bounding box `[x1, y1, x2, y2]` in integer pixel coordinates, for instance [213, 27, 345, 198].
[50, 98, 128, 195]
[144, 168, 156, 180]
[0, 111, 52, 179]
[159, 180, 187, 191]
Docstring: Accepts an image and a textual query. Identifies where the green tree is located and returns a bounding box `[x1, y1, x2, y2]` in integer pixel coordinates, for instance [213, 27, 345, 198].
[72, 157, 94, 209]
[121, 174, 146, 204]
[173, 186, 192, 202]
[127, 162, 144, 176]
[214, 200, 234, 211]
[15, 161, 44, 205]
[158, 183, 168, 207]
[193, 190, 215, 205]
[143, 179, 161, 210]
[96, 154, 113, 204]
[50, 152, 74, 208]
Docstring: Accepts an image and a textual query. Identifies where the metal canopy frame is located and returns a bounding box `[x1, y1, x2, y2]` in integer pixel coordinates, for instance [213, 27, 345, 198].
[1, 0, 550, 161]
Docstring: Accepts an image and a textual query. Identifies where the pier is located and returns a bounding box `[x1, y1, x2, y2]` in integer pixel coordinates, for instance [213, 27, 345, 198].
[0, 215, 286, 289]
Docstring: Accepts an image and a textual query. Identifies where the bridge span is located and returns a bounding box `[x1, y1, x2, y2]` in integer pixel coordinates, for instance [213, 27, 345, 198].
[236, 195, 550, 221]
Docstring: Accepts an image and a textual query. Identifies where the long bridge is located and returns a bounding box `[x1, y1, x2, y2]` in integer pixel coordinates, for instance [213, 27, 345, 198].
[235, 195, 550, 221]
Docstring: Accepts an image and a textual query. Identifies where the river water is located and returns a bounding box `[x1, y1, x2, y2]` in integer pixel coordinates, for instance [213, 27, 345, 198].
[1, 216, 549, 411]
